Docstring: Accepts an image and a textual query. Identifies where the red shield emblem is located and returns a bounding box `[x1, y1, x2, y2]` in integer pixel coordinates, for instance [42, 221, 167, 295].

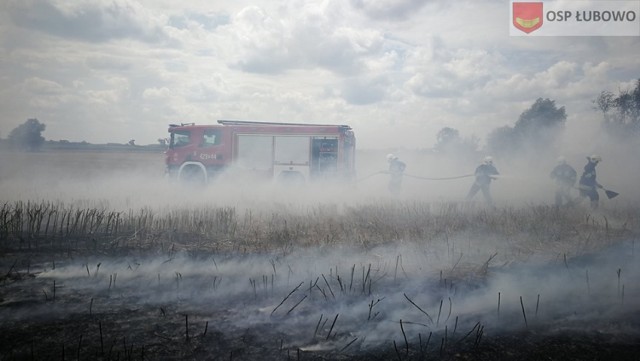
[513, 2, 543, 34]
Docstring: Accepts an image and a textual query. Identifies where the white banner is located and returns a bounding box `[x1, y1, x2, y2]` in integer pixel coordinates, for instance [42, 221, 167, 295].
[510, 1, 640, 36]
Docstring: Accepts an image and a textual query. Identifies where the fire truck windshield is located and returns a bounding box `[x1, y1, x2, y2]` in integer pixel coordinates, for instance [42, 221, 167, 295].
[171, 130, 191, 148]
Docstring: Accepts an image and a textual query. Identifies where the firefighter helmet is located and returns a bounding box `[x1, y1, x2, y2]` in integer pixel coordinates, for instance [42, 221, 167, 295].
[387, 153, 397, 161]
[588, 155, 602, 163]
[483, 156, 493, 165]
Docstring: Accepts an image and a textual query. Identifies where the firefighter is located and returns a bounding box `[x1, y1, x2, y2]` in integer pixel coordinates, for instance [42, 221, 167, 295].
[550, 156, 577, 207]
[386, 154, 406, 195]
[577, 155, 603, 209]
[466, 156, 499, 206]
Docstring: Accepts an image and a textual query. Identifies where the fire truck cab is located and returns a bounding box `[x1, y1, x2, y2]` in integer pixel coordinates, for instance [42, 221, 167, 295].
[165, 120, 356, 184]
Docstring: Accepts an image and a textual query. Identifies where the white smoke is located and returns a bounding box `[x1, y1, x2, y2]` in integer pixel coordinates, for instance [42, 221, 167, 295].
[2, 237, 636, 352]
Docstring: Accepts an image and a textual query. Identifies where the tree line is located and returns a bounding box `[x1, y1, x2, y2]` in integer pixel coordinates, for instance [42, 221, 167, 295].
[4, 78, 640, 152]
[433, 78, 640, 158]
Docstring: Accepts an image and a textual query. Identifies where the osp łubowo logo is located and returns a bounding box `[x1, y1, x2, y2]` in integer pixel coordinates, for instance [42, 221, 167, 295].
[513, 2, 544, 34]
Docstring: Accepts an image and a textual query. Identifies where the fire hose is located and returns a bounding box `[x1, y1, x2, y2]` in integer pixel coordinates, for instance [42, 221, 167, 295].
[403, 172, 474, 181]
[357, 171, 474, 183]
[356, 172, 620, 199]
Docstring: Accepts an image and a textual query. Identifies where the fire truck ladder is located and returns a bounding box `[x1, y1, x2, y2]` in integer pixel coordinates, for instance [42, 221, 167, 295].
[217, 120, 351, 130]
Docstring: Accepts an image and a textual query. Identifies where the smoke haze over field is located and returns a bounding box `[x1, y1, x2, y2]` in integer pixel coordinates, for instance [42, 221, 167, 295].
[1, 139, 639, 210]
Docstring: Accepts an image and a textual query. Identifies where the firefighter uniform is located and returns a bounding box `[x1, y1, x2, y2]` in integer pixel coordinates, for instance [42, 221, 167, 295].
[550, 159, 577, 206]
[466, 158, 499, 206]
[578, 156, 602, 209]
[387, 155, 406, 195]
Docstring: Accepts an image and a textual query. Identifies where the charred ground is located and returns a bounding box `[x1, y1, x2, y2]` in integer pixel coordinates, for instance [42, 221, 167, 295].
[2, 250, 640, 361]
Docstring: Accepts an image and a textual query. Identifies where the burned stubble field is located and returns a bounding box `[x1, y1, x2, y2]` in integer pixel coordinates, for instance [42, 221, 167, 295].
[1, 150, 640, 360]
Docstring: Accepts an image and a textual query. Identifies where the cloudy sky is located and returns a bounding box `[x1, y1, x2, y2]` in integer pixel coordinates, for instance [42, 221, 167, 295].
[0, 0, 638, 149]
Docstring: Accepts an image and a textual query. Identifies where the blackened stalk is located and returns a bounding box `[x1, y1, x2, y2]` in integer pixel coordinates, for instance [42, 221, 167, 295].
[393, 340, 402, 361]
[400, 319, 409, 355]
[314, 314, 323, 337]
[340, 338, 358, 352]
[271, 282, 304, 316]
[99, 321, 104, 355]
[520, 296, 528, 328]
[403, 293, 433, 324]
[185, 314, 189, 342]
[286, 295, 307, 315]
[321, 274, 335, 299]
[326, 314, 339, 340]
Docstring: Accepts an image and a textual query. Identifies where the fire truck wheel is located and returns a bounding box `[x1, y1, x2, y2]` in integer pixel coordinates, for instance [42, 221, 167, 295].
[180, 165, 206, 186]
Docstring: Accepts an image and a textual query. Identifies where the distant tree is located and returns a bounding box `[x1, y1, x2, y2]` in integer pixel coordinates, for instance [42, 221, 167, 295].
[157, 138, 167, 146]
[514, 98, 567, 136]
[434, 127, 478, 155]
[486, 98, 566, 157]
[8, 118, 46, 151]
[434, 127, 460, 152]
[128, 139, 136, 146]
[595, 78, 640, 137]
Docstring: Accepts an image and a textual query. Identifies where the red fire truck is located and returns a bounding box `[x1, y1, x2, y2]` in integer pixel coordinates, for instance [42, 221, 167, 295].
[165, 120, 356, 184]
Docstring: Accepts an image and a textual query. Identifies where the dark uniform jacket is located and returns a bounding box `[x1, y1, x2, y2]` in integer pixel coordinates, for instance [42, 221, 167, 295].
[550, 163, 577, 186]
[579, 162, 599, 188]
[474, 164, 499, 185]
[389, 159, 406, 175]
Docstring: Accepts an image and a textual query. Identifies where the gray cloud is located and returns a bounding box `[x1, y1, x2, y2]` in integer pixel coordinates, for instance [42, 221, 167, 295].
[168, 11, 230, 31]
[225, 3, 384, 76]
[0, 1, 638, 149]
[85, 55, 133, 71]
[6, 0, 168, 43]
[350, 0, 433, 21]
